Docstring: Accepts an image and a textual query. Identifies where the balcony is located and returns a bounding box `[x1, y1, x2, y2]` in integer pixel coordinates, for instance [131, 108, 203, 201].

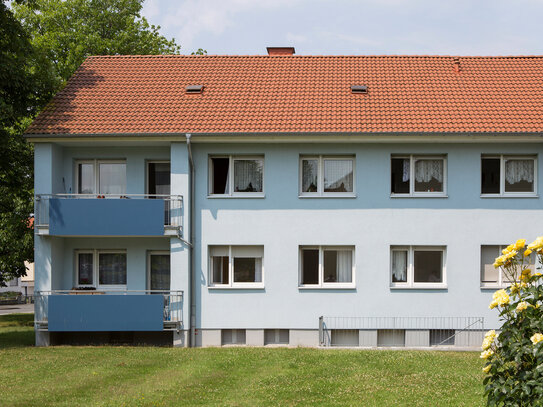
[34, 290, 183, 332]
[35, 194, 183, 237]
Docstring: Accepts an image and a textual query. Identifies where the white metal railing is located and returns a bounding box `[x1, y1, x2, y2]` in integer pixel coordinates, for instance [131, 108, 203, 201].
[34, 290, 183, 330]
[319, 316, 485, 346]
[35, 194, 183, 228]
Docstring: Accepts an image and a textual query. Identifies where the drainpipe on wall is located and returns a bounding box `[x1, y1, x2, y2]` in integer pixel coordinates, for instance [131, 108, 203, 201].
[185, 133, 196, 347]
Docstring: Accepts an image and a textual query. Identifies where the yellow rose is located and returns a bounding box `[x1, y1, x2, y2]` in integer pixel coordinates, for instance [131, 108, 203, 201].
[489, 300, 499, 309]
[524, 249, 532, 257]
[492, 289, 510, 307]
[514, 239, 526, 250]
[482, 365, 491, 374]
[520, 268, 532, 282]
[510, 283, 520, 294]
[482, 337, 493, 350]
[527, 236, 543, 250]
[516, 301, 529, 312]
[530, 333, 543, 345]
[480, 349, 494, 359]
[493, 255, 506, 268]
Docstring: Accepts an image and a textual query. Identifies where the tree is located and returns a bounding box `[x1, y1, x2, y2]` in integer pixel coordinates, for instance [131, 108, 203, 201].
[12, 0, 180, 83]
[0, 0, 181, 286]
[0, 1, 56, 286]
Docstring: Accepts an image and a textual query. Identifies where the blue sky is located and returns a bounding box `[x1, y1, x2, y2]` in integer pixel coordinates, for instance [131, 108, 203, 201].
[142, 0, 543, 56]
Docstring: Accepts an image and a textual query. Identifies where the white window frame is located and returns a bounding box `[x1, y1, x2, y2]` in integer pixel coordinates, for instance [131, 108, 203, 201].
[390, 246, 447, 289]
[147, 250, 170, 291]
[481, 155, 538, 198]
[480, 245, 537, 288]
[298, 246, 356, 289]
[208, 246, 264, 289]
[208, 155, 265, 198]
[74, 159, 127, 195]
[145, 160, 171, 196]
[390, 155, 447, 197]
[299, 155, 356, 197]
[74, 249, 127, 290]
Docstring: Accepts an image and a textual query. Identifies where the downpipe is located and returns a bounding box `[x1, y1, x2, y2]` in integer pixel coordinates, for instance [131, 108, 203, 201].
[185, 133, 196, 347]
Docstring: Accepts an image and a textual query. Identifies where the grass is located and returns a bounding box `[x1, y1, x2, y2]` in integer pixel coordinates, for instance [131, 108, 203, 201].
[0, 314, 485, 406]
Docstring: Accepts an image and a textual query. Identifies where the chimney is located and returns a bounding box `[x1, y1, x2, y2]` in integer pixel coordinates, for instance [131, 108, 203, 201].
[267, 47, 295, 56]
[453, 57, 461, 73]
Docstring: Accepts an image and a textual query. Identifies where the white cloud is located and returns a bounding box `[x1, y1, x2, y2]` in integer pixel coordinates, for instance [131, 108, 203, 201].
[146, 0, 301, 50]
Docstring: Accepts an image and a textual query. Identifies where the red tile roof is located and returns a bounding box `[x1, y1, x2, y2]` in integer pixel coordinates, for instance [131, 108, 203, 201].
[26, 55, 543, 135]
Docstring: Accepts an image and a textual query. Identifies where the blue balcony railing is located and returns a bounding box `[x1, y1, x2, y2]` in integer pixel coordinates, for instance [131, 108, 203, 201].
[34, 290, 183, 332]
[35, 194, 183, 236]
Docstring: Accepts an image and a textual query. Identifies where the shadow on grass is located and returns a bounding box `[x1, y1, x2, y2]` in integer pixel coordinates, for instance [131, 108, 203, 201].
[0, 313, 35, 348]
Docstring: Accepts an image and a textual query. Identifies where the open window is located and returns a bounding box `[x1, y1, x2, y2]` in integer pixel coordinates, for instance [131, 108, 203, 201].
[299, 246, 354, 288]
[481, 155, 537, 196]
[209, 156, 264, 196]
[391, 155, 446, 196]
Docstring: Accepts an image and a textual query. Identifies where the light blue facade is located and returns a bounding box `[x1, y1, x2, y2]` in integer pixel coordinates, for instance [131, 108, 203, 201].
[33, 139, 543, 346]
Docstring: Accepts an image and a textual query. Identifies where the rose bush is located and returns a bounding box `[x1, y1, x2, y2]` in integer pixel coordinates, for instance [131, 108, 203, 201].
[483, 238, 543, 406]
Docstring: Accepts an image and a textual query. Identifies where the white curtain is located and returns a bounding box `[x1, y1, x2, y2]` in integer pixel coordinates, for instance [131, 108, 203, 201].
[99, 163, 126, 194]
[302, 160, 318, 192]
[324, 160, 353, 192]
[336, 251, 352, 282]
[234, 160, 262, 192]
[505, 160, 534, 184]
[392, 251, 407, 282]
[414, 159, 443, 183]
[402, 159, 410, 182]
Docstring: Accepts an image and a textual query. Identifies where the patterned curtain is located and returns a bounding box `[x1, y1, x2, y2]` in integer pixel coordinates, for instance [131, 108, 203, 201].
[505, 160, 534, 184]
[234, 160, 263, 192]
[414, 160, 443, 183]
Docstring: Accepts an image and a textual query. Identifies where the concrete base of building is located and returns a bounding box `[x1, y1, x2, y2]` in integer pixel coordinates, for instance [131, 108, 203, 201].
[173, 330, 189, 347]
[35, 330, 50, 347]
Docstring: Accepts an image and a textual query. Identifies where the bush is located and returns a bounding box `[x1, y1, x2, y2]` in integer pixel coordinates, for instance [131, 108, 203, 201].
[483, 238, 543, 406]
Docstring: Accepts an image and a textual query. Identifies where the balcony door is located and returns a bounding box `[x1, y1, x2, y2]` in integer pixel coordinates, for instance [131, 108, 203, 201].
[147, 162, 171, 196]
[148, 252, 170, 291]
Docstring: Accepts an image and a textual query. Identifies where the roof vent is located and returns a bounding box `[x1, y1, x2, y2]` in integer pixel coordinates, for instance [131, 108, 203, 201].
[186, 85, 204, 94]
[267, 47, 295, 56]
[351, 85, 368, 94]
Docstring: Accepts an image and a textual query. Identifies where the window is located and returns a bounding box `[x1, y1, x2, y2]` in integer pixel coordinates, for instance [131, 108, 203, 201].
[391, 155, 446, 196]
[209, 156, 264, 196]
[75, 250, 127, 288]
[75, 160, 126, 195]
[299, 246, 354, 288]
[390, 246, 446, 288]
[148, 252, 170, 291]
[209, 246, 264, 288]
[300, 156, 355, 196]
[480, 245, 536, 287]
[264, 329, 289, 345]
[481, 155, 537, 196]
[222, 329, 246, 345]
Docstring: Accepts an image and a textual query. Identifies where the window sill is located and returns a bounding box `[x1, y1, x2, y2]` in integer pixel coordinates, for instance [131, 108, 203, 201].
[480, 194, 539, 199]
[390, 284, 447, 290]
[298, 194, 357, 199]
[390, 194, 448, 198]
[207, 194, 265, 199]
[298, 284, 356, 290]
[480, 284, 511, 290]
[208, 285, 265, 290]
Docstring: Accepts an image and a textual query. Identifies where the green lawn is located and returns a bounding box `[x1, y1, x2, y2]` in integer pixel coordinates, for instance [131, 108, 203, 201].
[0, 314, 485, 406]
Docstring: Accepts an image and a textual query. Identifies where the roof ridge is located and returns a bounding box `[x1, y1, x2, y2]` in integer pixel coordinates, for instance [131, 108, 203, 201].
[85, 54, 543, 59]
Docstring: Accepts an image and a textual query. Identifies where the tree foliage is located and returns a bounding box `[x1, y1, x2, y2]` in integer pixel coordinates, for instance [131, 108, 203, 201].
[12, 0, 180, 83]
[0, 0, 181, 285]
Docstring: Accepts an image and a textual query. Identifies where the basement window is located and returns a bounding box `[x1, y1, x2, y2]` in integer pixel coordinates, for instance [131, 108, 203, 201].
[185, 85, 204, 94]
